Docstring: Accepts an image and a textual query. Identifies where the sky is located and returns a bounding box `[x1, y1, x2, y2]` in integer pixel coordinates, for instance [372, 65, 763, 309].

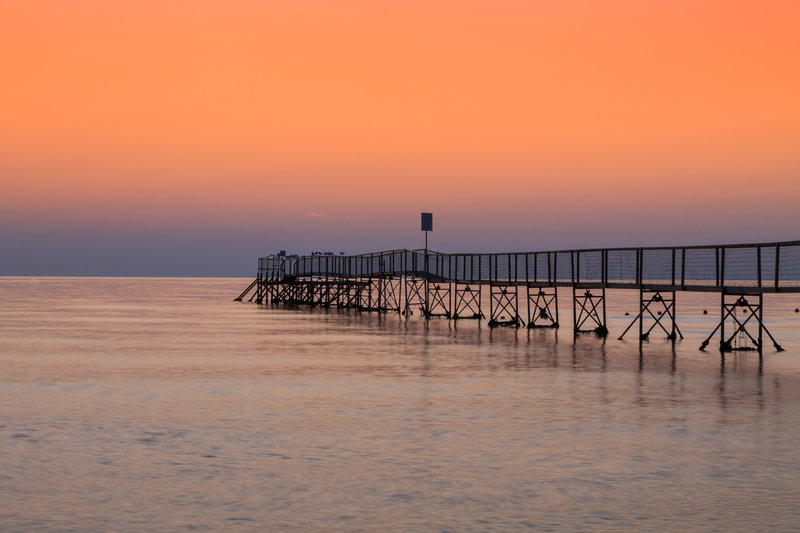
[2, 0, 799, 276]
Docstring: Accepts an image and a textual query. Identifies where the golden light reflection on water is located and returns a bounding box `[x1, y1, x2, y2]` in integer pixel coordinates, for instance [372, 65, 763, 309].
[1, 277, 800, 531]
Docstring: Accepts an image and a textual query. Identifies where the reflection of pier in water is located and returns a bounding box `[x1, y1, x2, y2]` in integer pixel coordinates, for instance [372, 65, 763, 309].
[236, 240, 800, 353]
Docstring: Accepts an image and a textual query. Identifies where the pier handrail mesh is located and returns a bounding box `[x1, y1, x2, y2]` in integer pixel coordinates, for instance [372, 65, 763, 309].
[259, 240, 800, 293]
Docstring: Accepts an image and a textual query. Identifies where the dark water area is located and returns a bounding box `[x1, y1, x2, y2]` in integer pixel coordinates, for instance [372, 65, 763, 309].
[1, 277, 800, 531]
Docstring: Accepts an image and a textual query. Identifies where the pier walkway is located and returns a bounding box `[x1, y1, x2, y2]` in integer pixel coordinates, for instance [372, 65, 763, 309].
[236, 240, 800, 352]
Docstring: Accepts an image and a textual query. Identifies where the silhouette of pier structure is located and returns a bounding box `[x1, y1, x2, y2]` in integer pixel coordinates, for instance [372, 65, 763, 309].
[236, 240, 800, 352]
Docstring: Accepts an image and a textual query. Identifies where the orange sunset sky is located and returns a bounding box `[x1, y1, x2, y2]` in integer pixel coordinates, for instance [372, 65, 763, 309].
[2, 0, 799, 275]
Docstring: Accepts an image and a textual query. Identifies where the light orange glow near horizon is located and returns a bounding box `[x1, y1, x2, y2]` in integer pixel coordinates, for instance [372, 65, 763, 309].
[2, 0, 800, 274]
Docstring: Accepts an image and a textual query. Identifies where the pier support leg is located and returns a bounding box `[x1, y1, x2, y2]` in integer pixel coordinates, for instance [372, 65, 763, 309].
[424, 282, 452, 318]
[310, 281, 320, 306]
[316, 280, 331, 307]
[573, 287, 607, 336]
[379, 277, 401, 313]
[357, 278, 368, 310]
[700, 292, 784, 352]
[339, 279, 362, 309]
[322, 280, 335, 308]
[453, 283, 484, 320]
[273, 280, 288, 303]
[281, 279, 293, 303]
[251, 277, 263, 304]
[403, 277, 426, 316]
[361, 277, 381, 311]
[527, 285, 559, 328]
[619, 289, 682, 341]
[330, 280, 344, 308]
[269, 279, 280, 303]
[489, 284, 522, 327]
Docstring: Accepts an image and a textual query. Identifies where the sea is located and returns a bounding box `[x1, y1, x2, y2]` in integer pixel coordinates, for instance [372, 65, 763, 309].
[1, 276, 799, 532]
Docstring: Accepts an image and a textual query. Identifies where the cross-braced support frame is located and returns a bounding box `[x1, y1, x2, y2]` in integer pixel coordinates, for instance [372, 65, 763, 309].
[338, 280, 363, 309]
[700, 292, 784, 352]
[527, 286, 559, 328]
[425, 282, 452, 318]
[573, 287, 607, 336]
[273, 280, 294, 304]
[358, 278, 377, 310]
[453, 284, 484, 320]
[489, 284, 522, 327]
[619, 289, 682, 341]
[326, 281, 339, 307]
[265, 279, 280, 304]
[357, 278, 377, 310]
[378, 277, 402, 313]
[403, 277, 426, 316]
[309, 280, 330, 307]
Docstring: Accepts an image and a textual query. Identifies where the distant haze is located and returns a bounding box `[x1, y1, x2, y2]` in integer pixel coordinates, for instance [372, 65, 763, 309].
[2, 1, 799, 276]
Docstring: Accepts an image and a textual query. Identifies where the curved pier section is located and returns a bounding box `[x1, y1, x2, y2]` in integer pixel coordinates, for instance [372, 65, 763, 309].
[236, 241, 800, 352]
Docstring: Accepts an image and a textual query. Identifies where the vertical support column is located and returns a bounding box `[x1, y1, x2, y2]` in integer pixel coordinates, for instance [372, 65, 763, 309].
[402, 251, 409, 314]
[264, 276, 272, 304]
[424, 250, 430, 317]
[254, 273, 263, 304]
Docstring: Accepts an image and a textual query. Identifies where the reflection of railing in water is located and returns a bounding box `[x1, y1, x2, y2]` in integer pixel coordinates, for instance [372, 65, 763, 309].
[236, 240, 799, 353]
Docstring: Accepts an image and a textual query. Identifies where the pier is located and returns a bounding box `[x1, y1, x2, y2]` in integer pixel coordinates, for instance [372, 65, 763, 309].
[236, 240, 800, 352]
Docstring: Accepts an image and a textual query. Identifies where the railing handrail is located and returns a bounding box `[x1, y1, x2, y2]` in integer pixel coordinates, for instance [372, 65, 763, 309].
[260, 239, 799, 262]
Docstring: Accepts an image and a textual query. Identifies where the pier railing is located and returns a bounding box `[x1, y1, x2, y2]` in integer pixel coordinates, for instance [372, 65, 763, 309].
[260, 240, 800, 293]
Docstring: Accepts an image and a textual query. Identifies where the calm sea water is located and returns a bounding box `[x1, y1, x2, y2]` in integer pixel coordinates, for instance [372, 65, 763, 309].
[1, 277, 800, 532]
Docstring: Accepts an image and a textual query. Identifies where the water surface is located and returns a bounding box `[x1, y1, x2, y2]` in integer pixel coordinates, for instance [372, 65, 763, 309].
[1, 277, 799, 531]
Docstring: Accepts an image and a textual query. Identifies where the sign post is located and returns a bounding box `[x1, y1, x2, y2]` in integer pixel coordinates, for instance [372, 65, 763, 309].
[421, 212, 433, 252]
[421, 213, 433, 317]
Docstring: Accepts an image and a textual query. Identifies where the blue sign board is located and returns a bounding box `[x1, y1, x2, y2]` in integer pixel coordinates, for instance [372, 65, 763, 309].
[421, 212, 433, 232]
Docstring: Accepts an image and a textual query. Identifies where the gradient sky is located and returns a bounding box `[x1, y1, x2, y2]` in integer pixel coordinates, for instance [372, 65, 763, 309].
[2, 0, 799, 276]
